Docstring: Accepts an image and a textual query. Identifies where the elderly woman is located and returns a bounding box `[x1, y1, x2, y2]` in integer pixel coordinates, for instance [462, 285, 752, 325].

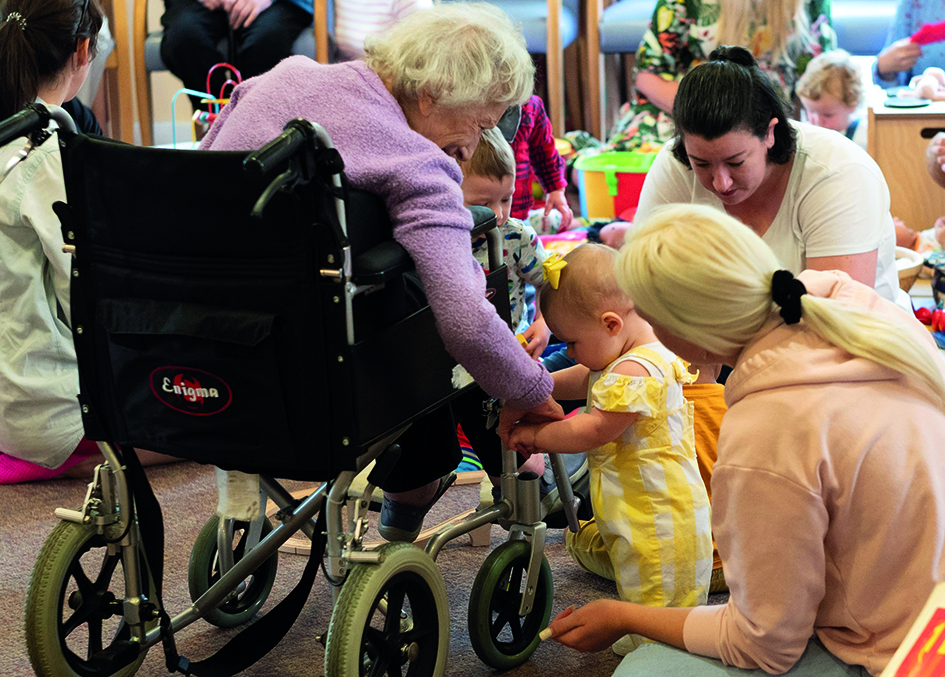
[202, 3, 560, 542]
[542, 203, 945, 677]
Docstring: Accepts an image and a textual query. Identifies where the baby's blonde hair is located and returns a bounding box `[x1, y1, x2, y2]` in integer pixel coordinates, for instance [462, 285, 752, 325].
[540, 244, 632, 323]
[616, 204, 945, 408]
[797, 49, 863, 108]
[459, 127, 515, 182]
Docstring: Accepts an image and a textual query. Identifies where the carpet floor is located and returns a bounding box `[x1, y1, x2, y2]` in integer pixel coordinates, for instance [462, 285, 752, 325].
[1, 460, 723, 677]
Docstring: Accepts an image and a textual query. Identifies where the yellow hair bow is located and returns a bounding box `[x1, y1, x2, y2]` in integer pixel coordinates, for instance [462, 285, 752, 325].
[542, 253, 568, 289]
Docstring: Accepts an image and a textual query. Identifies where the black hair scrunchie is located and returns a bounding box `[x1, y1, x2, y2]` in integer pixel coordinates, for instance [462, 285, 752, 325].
[771, 270, 807, 324]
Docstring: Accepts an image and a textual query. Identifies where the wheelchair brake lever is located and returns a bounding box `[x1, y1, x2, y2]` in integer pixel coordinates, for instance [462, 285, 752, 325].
[251, 168, 298, 219]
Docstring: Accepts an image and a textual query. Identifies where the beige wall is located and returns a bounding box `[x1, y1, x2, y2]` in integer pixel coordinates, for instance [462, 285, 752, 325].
[124, 0, 196, 146]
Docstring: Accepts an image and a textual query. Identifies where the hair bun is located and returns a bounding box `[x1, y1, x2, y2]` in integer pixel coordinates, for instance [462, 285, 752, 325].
[708, 45, 757, 68]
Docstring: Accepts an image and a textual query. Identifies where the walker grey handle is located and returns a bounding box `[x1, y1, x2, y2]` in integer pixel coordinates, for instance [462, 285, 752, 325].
[549, 454, 581, 533]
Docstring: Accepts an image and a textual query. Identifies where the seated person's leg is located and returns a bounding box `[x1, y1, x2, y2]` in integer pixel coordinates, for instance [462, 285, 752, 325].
[378, 405, 462, 543]
[452, 386, 538, 482]
[160, 0, 230, 102]
[612, 638, 868, 677]
[235, 0, 312, 79]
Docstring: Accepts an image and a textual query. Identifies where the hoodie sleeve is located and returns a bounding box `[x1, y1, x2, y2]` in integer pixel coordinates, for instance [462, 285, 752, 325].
[683, 456, 829, 673]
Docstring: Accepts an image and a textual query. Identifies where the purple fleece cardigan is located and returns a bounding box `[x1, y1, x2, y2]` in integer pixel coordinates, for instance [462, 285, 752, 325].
[202, 57, 552, 409]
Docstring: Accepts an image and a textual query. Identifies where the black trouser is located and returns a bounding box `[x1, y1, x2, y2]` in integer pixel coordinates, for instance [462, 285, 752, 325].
[160, 0, 311, 107]
[381, 386, 528, 493]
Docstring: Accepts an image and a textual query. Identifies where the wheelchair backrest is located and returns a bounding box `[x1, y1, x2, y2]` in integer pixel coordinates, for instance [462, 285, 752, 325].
[60, 129, 510, 481]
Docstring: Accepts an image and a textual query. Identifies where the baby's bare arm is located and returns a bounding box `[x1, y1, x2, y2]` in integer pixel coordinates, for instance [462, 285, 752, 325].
[551, 364, 590, 400]
[534, 407, 638, 453]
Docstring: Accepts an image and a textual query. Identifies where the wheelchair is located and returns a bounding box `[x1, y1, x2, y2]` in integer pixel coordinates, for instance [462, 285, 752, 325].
[4, 105, 585, 677]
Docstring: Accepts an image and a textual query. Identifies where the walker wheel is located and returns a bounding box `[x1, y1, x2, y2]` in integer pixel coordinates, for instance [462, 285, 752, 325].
[26, 520, 154, 677]
[188, 514, 278, 628]
[467, 539, 553, 670]
[325, 542, 449, 677]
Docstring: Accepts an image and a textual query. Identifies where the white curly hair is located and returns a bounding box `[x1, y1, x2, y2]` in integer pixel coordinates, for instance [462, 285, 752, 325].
[364, 3, 534, 110]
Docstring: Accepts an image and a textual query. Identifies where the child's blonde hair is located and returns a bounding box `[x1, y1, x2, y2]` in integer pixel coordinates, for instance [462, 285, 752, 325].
[539, 244, 631, 322]
[796, 49, 863, 108]
[460, 126, 515, 181]
[616, 204, 945, 408]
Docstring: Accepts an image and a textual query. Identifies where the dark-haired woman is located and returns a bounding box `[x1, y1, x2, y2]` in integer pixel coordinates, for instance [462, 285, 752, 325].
[0, 0, 170, 482]
[628, 45, 899, 303]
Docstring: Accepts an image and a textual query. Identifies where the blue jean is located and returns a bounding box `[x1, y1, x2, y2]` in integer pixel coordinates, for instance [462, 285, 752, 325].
[613, 638, 869, 677]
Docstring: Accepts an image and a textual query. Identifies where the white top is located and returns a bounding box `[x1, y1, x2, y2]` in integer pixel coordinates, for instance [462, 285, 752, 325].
[335, 0, 433, 59]
[0, 132, 82, 467]
[635, 121, 899, 302]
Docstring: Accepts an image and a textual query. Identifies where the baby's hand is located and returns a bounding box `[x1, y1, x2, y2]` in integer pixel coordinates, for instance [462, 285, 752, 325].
[508, 422, 542, 456]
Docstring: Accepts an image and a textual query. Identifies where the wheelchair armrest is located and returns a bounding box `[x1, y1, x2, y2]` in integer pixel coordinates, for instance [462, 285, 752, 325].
[352, 240, 413, 286]
[469, 205, 498, 239]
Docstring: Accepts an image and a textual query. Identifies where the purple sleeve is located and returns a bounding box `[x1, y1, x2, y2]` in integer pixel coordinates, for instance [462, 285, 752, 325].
[383, 159, 553, 409]
[199, 60, 553, 408]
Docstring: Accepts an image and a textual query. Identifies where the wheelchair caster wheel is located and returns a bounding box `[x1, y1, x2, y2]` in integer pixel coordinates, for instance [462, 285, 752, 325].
[468, 539, 553, 670]
[325, 542, 449, 677]
[188, 514, 278, 628]
[26, 521, 154, 677]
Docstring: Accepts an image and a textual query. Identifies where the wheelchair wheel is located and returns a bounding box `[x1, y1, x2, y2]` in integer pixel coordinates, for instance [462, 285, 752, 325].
[467, 539, 553, 670]
[188, 514, 278, 628]
[325, 542, 449, 677]
[25, 520, 154, 677]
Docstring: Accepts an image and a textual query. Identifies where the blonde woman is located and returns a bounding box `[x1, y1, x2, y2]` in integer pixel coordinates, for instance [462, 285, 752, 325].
[203, 4, 564, 543]
[541, 203, 945, 677]
[605, 0, 835, 152]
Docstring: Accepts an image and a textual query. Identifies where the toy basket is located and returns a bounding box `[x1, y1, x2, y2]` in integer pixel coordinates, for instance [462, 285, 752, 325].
[573, 151, 657, 220]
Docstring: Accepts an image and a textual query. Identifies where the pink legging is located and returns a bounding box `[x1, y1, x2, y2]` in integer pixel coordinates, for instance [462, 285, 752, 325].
[0, 438, 100, 484]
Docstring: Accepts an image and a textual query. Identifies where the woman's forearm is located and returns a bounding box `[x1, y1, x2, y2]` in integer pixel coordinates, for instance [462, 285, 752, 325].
[635, 72, 679, 114]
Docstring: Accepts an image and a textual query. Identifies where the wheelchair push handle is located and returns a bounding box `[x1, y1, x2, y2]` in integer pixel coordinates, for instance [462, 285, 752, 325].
[243, 118, 315, 178]
[0, 102, 76, 146]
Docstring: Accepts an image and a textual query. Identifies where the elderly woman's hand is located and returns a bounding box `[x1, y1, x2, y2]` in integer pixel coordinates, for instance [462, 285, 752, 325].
[497, 394, 564, 447]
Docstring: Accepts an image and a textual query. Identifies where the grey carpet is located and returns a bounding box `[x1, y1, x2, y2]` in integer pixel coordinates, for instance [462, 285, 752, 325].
[1, 461, 724, 676]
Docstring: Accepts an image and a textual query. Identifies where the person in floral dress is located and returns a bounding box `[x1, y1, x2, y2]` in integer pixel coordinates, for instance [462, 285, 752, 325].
[605, 0, 835, 152]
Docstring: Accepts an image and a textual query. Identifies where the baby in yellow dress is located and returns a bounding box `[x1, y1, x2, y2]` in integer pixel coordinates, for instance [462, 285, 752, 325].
[509, 243, 712, 655]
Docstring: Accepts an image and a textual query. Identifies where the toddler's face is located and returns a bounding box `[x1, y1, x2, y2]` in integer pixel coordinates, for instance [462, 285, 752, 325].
[801, 91, 857, 134]
[546, 311, 619, 372]
[462, 173, 515, 227]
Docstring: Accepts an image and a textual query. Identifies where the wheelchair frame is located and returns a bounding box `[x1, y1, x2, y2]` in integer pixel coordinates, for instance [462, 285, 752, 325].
[11, 109, 583, 677]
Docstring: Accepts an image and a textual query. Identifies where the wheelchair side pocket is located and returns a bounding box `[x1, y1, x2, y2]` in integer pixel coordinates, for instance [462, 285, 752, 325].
[96, 299, 294, 470]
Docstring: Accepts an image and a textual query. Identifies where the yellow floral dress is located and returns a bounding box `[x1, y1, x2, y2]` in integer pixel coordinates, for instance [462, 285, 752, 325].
[583, 343, 712, 610]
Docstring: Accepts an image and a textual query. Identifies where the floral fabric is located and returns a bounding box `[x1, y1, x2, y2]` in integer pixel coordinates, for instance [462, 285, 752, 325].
[606, 0, 836, 152]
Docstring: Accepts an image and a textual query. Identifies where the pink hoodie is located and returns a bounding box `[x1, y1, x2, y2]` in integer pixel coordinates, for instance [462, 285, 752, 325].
[682, 270, 945, 675]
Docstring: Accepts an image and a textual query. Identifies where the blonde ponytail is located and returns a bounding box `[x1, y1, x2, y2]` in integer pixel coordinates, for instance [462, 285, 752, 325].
[616, 204, 945, 409]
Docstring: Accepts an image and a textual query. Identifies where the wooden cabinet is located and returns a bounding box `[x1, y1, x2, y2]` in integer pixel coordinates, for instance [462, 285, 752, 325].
[868, 94, 945, 233]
